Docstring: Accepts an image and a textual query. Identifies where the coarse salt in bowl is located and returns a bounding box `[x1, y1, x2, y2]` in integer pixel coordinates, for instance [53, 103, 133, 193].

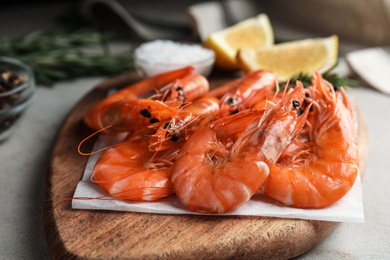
[134, 40, 215, 77]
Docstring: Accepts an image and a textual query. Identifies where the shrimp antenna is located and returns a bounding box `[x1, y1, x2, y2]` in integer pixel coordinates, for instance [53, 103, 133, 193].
[274, 73, 280, 93]
[42, 194, 133, 238]
[150, 101, 193, 151]
[42, 197, 83, 238]
[77, 125, 119, 156]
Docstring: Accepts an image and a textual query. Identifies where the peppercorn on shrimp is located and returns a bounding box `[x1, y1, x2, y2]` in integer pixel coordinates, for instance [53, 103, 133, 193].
[219, 70, 277, 116]
[171, 84, 310, 213]
[157, 73, 210, 103]
[261, 73, 359, 208]
[149, 96, 220, 151]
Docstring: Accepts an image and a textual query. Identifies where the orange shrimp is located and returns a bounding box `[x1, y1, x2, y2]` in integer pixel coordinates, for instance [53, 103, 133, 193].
[219, 70, 277, 116]
[207, 78, 241, 99]
[158, 73, 209, 103]
[86, 99, 180, 134]
[149, 96, 220, 151]
[93, 136, 180, 201]
[84, 66, 194, 132]
[261, 73, 359, 208]
[251, 91, 284, 111]
[171, 84, 310, 213]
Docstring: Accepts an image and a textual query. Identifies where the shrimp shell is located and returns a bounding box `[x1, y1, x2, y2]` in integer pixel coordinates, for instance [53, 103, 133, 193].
[84, 66, 194, 133]
[261, 73, 359, 208]
[171, 84, 310, 213]
[93, 136, 179, 201]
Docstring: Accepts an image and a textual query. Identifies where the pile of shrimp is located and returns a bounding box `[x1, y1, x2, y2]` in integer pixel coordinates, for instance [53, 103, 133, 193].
[82, 66, 359, 214]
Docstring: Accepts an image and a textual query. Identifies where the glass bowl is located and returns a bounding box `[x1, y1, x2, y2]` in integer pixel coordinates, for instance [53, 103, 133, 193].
[134, 40, 215, 78]
[0, 57, 35, 142]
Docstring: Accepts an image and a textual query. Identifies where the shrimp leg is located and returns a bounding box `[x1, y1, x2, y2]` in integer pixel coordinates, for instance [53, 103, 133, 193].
[149, 96, 221, 151]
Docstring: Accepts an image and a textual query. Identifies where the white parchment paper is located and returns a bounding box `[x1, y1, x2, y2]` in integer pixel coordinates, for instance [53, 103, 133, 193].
[72, 133, 365, 222]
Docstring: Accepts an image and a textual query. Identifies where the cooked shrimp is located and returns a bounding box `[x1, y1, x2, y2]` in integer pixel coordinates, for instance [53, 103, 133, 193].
[93, 136, 180, 201]
[261, 73, 359, 208]
[219, 70, 277, 116]
[158, 74, 209, 103]
[171, 84, 310, 213]
[87, 99, 180, 134]
[251, 91, 284, 111]
[84, 66, 194, 132]
[149, 96, 220, 151]
[207, 78, 241, 99]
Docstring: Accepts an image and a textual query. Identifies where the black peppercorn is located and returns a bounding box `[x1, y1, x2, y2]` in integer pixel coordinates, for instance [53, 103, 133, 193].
[292, 100, 300, 109]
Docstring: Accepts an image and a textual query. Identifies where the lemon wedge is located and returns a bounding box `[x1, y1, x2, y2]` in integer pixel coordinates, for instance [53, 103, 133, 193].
[237, 35, 339, 81]
[204, 14, 274, 71]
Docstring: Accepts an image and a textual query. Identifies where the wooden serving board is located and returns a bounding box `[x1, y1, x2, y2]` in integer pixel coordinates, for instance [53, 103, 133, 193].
[43, 70, 369, 259]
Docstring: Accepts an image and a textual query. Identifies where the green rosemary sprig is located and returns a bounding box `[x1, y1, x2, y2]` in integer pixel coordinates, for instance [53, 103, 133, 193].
[280, 71, 359, 90]
[322, 71, 360, 89]
[0, 28, 134, 86]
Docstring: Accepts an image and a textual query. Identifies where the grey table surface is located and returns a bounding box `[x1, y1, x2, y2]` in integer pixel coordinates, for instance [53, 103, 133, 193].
[1, 2, 390, 260]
